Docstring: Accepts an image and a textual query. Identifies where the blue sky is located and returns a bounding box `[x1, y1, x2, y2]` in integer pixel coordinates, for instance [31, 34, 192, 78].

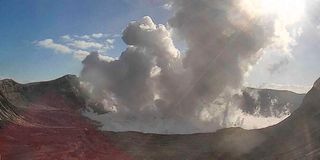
[0, 0, 170, 82]
[0, 0, 319, 93]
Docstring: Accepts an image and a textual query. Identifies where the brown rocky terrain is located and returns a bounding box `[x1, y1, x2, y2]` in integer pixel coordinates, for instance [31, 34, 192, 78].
[0, 75, 318, 160]
[0, 75, 131, 160]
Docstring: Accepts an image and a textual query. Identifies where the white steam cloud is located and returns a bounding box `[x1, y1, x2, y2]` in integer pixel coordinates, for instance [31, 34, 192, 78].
[81, 0, 305, 133]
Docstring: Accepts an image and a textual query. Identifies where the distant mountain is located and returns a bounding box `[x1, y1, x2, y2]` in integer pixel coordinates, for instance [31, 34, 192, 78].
[0, 75, 317, 160]
[104, 78, 320, 160]
[237, 87, 305, 117]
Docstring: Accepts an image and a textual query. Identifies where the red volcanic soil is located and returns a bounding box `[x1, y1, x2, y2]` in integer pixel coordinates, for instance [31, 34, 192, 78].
[0, 92, 132, 160]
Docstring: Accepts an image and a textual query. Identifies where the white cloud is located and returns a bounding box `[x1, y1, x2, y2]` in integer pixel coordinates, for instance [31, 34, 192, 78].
[91, 33, 104, 38]
[68, 40, 103, 50]
[73, 50, 90, 60]
[96, 39, 115, 54]
[106, 39, 114, 44]
[61, 35, 73, 41]
[98, 54, 115, 62]
[36, 33, 117, 61]
[80, 35, 91, 40]
[36, 39, 72, 54]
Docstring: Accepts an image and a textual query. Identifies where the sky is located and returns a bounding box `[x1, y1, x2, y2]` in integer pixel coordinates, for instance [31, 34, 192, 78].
[0, 0, 170, 82]
[0, 0, 319, 93]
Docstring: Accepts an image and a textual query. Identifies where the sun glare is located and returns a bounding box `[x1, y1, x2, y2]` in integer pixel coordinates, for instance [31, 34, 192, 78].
[241, 0, 306, 25]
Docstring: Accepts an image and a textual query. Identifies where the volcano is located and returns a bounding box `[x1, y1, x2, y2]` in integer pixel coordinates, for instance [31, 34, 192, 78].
[0, 75, 318, 160]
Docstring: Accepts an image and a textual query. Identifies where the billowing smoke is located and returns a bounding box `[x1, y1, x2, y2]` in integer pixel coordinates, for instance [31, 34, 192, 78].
[166, 0, 274, 111]
[81, 16, 181, 113]
[80, 0, 295, 133]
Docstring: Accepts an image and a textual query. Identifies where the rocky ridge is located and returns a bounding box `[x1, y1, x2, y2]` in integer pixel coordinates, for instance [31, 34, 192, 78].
[0, 75, 318, 160]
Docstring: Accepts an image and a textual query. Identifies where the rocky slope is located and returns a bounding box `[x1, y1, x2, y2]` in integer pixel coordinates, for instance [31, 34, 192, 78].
[104, 78, 320, 160]
[238, 87, 305, 117]
[0, 75, 85, 107]
[0, 75, 130, 160]
[242, 78, 320, 159]
[0, 75, 317, 160]
[0, 92, 20, 123]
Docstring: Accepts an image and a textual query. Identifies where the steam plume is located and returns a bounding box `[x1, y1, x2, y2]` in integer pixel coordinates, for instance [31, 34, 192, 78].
[81, 0, 294, 133]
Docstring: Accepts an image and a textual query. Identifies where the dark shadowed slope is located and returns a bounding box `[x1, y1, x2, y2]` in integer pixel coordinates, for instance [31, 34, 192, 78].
[0, 75, 131, 160]
[0, 92, 20, 123]
[0, 75, 85, 107]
